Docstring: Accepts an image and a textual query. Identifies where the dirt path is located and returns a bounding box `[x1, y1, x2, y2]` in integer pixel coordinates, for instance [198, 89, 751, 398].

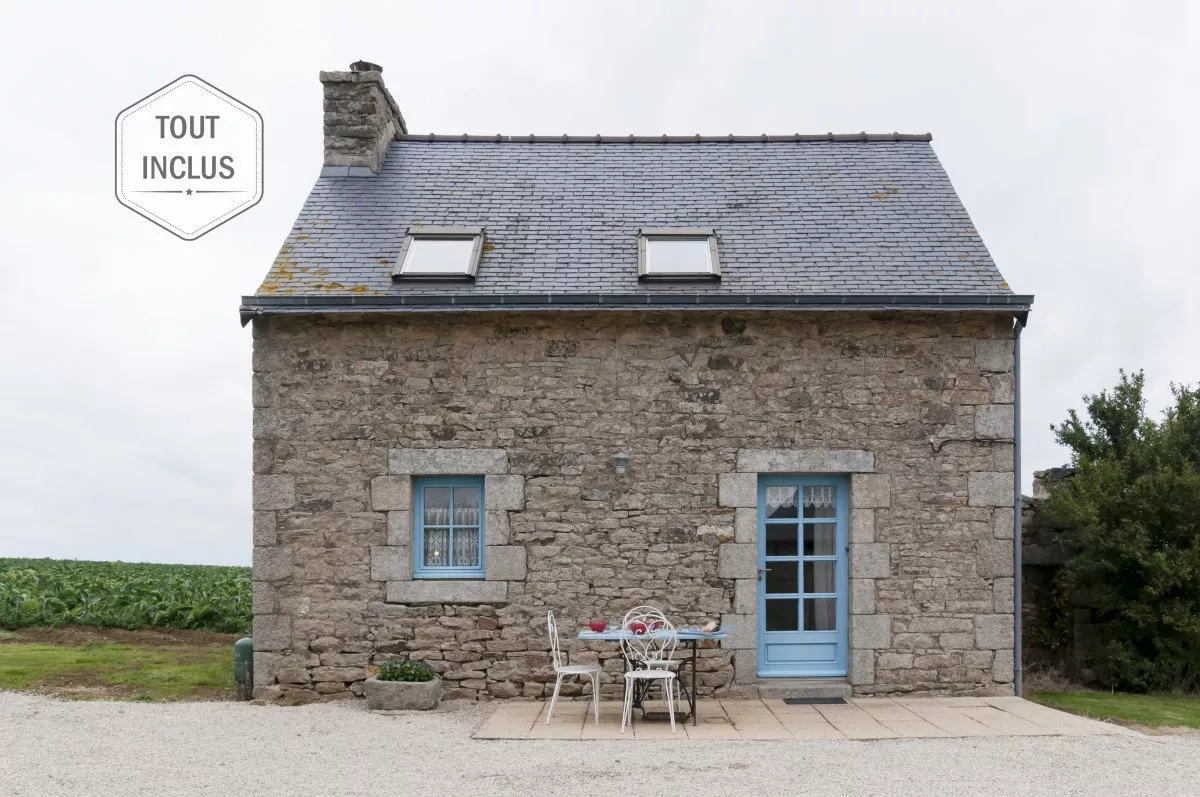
[0, 626, 240, 646]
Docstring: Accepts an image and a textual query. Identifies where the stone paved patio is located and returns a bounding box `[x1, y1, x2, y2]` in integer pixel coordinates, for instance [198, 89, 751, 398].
[474, 696, 1137, 741]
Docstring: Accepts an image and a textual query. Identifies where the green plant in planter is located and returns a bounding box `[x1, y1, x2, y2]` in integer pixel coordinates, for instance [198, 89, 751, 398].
[377, 659, 436, 682]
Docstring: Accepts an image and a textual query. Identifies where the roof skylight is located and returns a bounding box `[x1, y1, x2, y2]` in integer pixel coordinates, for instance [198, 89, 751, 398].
[638, 229, 720, 280]
[393, 226, 484, 280]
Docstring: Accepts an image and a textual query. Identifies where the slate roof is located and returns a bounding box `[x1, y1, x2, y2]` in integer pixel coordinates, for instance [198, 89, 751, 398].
[245, 135, 1029, 318]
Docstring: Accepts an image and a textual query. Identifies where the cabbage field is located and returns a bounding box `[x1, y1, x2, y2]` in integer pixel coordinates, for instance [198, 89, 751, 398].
[0, 558, 251, 634]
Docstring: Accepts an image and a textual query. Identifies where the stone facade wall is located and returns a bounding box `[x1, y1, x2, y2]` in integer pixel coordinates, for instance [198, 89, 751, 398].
[250, 311, 1017, 703]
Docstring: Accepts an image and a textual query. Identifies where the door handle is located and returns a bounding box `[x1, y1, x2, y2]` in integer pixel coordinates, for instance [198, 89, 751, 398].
[756, 567, 772, 582]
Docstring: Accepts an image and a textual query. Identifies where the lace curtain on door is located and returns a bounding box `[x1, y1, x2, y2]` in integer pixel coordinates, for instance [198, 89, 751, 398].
[764, 485, 837, 511]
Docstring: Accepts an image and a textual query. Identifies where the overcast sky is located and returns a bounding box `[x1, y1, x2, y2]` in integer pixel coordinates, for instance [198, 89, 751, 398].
[1, 1, 1197, 566]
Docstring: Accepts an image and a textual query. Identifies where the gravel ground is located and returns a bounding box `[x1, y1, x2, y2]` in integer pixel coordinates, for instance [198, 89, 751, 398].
[2, 692, 1199, 796]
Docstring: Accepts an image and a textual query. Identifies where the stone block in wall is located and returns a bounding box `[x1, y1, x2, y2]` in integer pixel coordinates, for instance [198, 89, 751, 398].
[253, 614, 292, 652]
[849, 649, 875, 685]
[252, 581, 276, 615]
[485, 511, 510, 545]
[993, 577, 1014, 613]
[386, 580, 508, 604]
[253, 511, 277, 546]
[717, 543, 756, 578]
[850, 578, 876, 615]
[877, 652, 913, 670]
[370, 476, 411, 511]
[851, 614, 891, 649]
[975, 404, 1015, 440]
[734, 508, 756, 543]
[697, 524, 732, 541]
[733, 579, 756, 614]
[969, 472, 1014, 507]
[992, 649, 1015, 683]
[486, 546, 527, 580]
[371, 546, 410, 581]
[975, 614, 1014, 649]
[977, 539, 1014, 578]
[252, 652, 279, 686]
[386, 511, 411, 546]
[735, 448, 874, 473]
[389, 448, 507, 475]
[721, 615, 755, 649]
[252, 439, 274, 474]
[851, 543, 890, 579]
[276, 667, 311, 685]
[733, 649, 757, 684]
[311, 666, 366, 683]
[851, 508, 875, 543]
[993, 442, 1015, 471]
[993, 508, 1014, 539]
[484, 475, 524, 510]
[976, 339, 1014, 373]
[850, 474, 891, 508]
[988, 373, 1014, 403]
[253, 475, 295, 510]
[252, 547, 292, 582]
[718, 473, 757, 507]
[938, 633, 974, 649]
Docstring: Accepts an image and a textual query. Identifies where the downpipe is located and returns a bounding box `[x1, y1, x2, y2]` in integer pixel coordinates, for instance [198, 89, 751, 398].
[1013, 317, 1026, 695]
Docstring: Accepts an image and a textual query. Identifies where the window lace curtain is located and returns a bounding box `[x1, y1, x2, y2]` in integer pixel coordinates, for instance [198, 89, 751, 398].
[764, 485, 838, 510]
[804, 485, 837, 509]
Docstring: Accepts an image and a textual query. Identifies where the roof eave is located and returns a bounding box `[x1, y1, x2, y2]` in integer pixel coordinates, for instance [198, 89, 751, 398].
[240, 293, 1034, 326]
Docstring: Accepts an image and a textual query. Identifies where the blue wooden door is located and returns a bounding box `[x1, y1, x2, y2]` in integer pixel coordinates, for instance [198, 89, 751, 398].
[757, 475, 849, 677]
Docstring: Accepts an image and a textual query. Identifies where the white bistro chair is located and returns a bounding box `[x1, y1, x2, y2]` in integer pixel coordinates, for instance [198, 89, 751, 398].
[619, 606, 680, 733]
[545, 610, 602, 724]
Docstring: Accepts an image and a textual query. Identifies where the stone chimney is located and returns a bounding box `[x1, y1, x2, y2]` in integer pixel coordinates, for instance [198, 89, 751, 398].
[320, 61, 407, 175]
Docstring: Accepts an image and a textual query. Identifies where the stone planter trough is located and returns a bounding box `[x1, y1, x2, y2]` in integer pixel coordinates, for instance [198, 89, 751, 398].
[365, 677, 442, 711]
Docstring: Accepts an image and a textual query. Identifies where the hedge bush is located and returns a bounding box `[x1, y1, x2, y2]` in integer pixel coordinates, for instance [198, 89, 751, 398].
[1048, 371, 1200, 692]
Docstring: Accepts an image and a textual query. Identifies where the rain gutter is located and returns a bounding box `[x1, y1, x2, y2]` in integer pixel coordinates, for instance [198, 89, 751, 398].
[239, 293, 1034, 326]
[1013, 315, 1027, 695]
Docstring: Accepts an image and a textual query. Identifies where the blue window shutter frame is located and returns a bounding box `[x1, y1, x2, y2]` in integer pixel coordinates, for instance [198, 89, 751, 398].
[413, 475, 486, 579]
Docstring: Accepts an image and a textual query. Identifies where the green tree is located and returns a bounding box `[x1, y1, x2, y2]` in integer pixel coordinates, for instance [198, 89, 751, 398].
[1048, 371, 1200, 692]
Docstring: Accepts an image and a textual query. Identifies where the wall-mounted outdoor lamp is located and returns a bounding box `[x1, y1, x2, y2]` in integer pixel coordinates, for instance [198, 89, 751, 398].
[611, 452, 630, 476]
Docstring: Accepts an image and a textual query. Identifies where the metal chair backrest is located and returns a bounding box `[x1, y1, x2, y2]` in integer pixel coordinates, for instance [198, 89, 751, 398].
[547, 610, 563, 670]
[620, 605, 677, 665]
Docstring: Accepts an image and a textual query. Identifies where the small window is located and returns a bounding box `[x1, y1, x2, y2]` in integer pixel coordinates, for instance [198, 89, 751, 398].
[638, 228, 720, 280]
[393, 227, 484, 280]
[413, 477, 485, 579]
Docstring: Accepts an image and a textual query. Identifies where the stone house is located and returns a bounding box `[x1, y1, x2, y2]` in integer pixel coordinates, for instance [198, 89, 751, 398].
[242, 62, 1033, 704]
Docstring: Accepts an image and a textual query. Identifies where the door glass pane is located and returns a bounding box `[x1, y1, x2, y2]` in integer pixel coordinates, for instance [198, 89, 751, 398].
[804, 598, 837, 630]
[453, 486, 480, 526]
[765, 561, 798, 594]
[765, 524, 798, 557]
[765, 599, 799, 631]
[803, 524, 837, 556]
[764, 485, 799, 519]
[803, 485, 838, 518]
[423, 527, 449, 567]
[423, 487, 451, 526]
[804, 561, 836, 593]
[451, 527, 480, 567]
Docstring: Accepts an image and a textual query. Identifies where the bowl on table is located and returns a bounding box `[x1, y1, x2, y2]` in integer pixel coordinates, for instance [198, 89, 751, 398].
[629, 621, 648, 635]
[588, 621, 607, 633]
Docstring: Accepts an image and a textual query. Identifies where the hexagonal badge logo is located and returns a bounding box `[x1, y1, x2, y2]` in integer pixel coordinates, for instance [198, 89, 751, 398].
[115, 75, 263, 240]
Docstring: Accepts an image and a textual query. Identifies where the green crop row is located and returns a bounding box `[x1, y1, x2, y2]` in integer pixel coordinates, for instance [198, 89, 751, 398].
[0, 558, 251, 634]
